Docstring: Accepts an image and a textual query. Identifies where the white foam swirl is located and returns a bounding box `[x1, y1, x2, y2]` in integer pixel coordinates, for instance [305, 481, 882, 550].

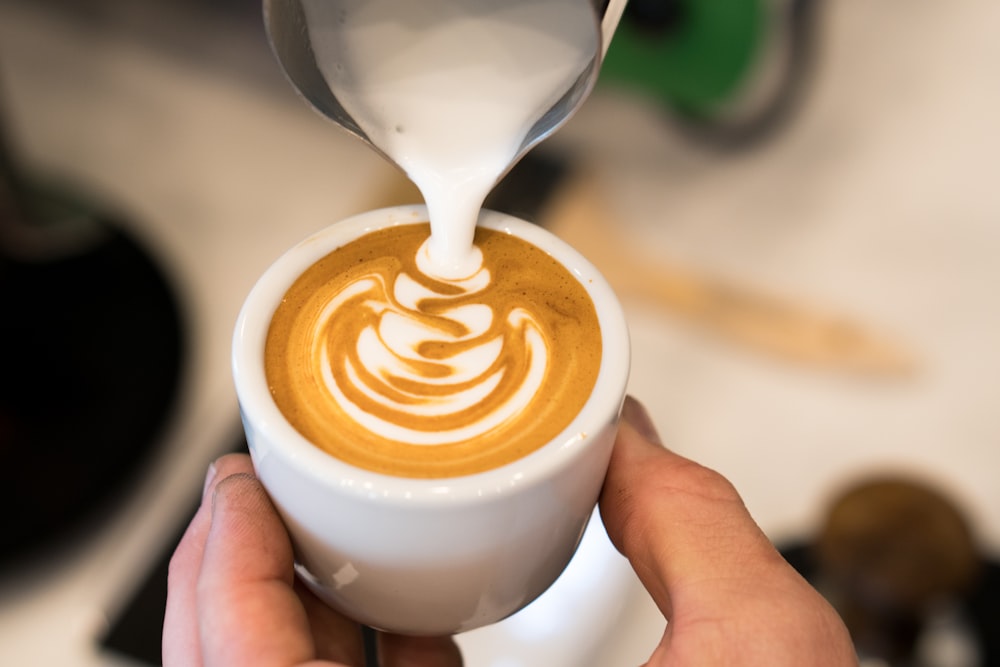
[311, 240, 549, 446]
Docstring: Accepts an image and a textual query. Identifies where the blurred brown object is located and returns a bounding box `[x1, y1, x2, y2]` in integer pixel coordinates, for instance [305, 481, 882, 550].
[540, 168, 915, 377]
[816, 477, 984, 665]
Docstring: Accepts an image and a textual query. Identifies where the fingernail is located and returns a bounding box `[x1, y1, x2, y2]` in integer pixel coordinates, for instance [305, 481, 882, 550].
[622, 396, 662, 445]
[202, 461, 218, 499]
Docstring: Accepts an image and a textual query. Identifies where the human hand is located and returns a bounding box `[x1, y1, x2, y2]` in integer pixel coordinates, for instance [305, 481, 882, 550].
[163, 453, 463, 667]
[600, 396, 857, 666]
[162, 398, 855, 666]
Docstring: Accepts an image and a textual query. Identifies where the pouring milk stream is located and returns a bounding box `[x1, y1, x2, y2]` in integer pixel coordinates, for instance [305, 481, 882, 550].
[300, 0, 616, 279]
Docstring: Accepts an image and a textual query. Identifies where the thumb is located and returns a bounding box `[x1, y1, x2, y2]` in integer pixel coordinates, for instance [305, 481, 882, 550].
[599, 397, 788, 620]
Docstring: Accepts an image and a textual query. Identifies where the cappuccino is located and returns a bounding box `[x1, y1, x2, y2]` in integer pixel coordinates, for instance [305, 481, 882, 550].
[265, 222, 601, 478]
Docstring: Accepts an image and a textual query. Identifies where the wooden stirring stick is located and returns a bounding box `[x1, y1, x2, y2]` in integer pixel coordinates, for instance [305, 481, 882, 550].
[539, 170, 915, 377]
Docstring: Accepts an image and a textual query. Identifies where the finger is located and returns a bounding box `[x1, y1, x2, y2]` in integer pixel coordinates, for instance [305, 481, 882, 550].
[599, 397, 786, 618]
[601, 398, 856, 665]
[377, 633, 464, 667]
[197, 471, 364, 666]
[164, 453, 256, 667]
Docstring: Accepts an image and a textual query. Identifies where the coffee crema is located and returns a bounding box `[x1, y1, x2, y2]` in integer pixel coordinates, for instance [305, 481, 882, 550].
[265, 223, 601, 478]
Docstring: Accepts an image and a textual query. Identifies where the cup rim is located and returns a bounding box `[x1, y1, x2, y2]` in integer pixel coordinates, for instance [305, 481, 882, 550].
[232, 205, 630, 506]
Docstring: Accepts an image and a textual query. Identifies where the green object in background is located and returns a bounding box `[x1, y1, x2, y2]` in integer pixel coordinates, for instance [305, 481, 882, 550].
[599, 0, 767, 118]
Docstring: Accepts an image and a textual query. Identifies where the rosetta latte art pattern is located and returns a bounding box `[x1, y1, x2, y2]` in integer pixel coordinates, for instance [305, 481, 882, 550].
[266, 224, 601, 478]
[315, 254, 547, 444]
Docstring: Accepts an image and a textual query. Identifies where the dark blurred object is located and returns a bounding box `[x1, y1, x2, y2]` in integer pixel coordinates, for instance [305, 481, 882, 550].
[600, 0, 823, 149]
[782, 477, 1000, 667]
[0, 87, 185, 569]
[819, 479, 980, 663]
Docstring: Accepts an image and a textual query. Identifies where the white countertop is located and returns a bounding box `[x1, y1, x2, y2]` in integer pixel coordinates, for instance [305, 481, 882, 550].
[1, 0, 998, 665]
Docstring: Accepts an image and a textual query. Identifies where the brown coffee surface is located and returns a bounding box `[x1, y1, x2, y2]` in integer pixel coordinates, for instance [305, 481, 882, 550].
[265, 223, 601, 478]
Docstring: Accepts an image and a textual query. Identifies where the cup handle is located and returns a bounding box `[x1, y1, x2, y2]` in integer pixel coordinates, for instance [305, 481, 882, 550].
[600, 0, 628, 60]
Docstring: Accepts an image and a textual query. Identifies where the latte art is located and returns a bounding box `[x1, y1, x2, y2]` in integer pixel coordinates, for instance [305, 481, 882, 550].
[315, 238, 547, 444]
[266, 223, 601, 478]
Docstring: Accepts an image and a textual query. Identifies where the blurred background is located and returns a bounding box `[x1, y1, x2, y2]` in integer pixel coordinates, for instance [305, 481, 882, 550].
[1, 0, 998, 665]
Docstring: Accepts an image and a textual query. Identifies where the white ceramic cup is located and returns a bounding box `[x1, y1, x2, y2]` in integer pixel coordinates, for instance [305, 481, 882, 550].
[232, 205, 630, 635]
